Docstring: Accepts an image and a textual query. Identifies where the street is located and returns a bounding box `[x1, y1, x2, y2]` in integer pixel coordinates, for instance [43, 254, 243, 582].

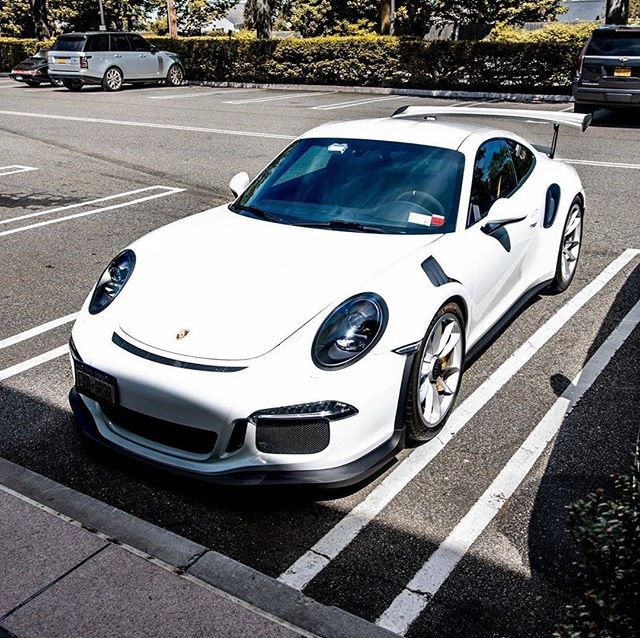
[1, 80, 639, 637]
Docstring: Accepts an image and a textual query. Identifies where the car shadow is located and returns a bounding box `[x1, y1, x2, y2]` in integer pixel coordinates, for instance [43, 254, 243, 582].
[589, 107, 640, 129]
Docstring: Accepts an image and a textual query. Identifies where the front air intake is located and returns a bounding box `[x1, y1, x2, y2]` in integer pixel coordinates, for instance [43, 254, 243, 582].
[255, 417, 330, 455]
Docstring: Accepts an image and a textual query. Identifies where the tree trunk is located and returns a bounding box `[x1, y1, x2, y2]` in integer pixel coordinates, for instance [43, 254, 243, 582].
[606, 0, 629, 23]
[30, 0, 50, 40]
[380, 0, 392, 34]
[255, 0, 272, 39]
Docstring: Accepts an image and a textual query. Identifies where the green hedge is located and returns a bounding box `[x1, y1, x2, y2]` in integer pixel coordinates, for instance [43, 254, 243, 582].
[1, 35, 585, 93]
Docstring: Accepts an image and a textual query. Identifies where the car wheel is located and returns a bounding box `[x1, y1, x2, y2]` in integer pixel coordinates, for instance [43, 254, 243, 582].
[547, 197, 583, 294]
[166, 63, 184, 87]
[573, 103, 592, 114]
[404, 302, 465, 442]
[25, 80, 41, 87]
[50, 78, 63, 87]
[102, 67, 123, 91]
[62, 79, 83, 92]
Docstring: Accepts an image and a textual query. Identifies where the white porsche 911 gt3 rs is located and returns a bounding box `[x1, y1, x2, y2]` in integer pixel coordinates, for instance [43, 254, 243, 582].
[69, 106, 590, 487]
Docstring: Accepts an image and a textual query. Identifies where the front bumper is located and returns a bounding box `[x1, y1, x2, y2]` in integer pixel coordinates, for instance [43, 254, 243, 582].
[70, 388, 404, 488]
[573, 85, 640, 107]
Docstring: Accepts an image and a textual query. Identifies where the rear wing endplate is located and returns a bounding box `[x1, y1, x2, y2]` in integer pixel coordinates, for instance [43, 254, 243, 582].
[391, 106, 592, 159]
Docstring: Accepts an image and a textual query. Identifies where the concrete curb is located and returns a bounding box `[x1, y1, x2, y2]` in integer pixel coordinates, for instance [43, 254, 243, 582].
[187, 80, 573, 103]
[0, 458, 396, 638]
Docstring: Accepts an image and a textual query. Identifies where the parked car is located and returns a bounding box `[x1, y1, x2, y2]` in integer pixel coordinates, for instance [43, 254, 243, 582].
[574, 24, 640, 112]
[69, 107, 589, 488]
[47, 32, 184, 92]
[10, 49, 62, 87]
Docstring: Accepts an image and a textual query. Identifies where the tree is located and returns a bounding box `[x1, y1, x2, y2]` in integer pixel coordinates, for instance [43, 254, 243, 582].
[174, 0, 236, 34]
[290, 0, 378, 37]
[244, 0, 293, 37]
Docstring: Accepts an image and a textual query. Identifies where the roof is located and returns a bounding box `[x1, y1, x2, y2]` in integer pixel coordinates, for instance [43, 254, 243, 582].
[58, 31, 132, 36]
[299, 117, 491, 150]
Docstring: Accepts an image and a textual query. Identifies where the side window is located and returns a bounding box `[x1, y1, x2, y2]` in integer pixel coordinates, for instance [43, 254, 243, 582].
[111, 34, 132, 52]
[85, 34, 109, 52]
[467, 139, 518, 227]
[128, 34, 151, 52]
[506, 139, 536, 186]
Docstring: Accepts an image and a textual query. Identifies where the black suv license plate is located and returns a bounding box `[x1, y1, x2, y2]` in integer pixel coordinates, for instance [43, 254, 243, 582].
[74, 361, 118, 407]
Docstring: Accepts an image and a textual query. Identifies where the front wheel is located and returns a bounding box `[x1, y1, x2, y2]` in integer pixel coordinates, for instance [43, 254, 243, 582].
[404, 303, 465, 442]
[547, 198, 583, 294]
[102, 67, 123, 91]
[63, 79, 83, 92]
[25, 79, 41, 87]
[166, 63, 184, 87]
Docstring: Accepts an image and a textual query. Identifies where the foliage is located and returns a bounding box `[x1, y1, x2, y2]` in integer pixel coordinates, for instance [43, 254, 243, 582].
[554, 453, 640, 638]
[487, 21, 597, 46]
[290, 0, 378, 37]
[0, 0, 75, 38]
[630, 0, 640, 20]
[0, 34, 583, 93]
[175, 0, 236, 34]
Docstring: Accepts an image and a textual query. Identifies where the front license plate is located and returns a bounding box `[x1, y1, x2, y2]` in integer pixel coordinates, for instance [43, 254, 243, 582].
[74, 361, 118, 407]
[614, 67, 631, 77]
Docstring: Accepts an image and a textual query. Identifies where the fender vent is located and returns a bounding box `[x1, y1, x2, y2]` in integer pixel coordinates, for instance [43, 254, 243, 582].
[544, 184, 561, 228]
[421, 256, 457, 287]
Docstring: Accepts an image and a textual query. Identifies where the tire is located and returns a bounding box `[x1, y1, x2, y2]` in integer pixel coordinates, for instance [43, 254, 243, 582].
[547, 197, 584, 294]
[25, 80, 41, 87]
[50, 78, 63, 87]
[404, 302, 466, 442]
[102, 66, 123, 91]
[165, 63, 184, 87]
[573, 102, 592, 114]
[62, 79, 83, 92]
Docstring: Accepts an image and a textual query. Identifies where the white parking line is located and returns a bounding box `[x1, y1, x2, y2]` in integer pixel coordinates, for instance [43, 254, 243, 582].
[563, 159, 640, 170]
[310, 95, 404, 110]
[225, 92, 333, 105]
[146, 88, 250, 100]
[277, 248, 640, 591]
[0, 110, 296, 141]
[0, 186, 184, 238]
[0, 185, 175, 226]
[0, 345, 68, 382]
[377, 295, 640, 635]
[0, 165, 38, 177]
[0, 313, 77, 351]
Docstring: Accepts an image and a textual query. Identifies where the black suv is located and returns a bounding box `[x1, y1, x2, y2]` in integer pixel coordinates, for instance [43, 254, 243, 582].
[573, 25, 640, 112]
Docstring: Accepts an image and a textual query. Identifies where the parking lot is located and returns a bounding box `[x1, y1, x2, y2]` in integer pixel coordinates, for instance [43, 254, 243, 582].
[1, 78, 639, 637]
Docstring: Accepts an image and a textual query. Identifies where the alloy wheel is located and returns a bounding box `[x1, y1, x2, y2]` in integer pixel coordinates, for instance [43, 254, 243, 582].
[106, 68, 122, 91]
[561, 203, 582, 282]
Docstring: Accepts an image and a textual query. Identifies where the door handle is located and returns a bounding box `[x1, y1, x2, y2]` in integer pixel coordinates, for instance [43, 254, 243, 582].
[139, 54, 146, 57]
[114, 54, 122, 58]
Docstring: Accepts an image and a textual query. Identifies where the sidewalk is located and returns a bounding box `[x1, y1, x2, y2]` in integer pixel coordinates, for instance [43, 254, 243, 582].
[0, 460, 396, 638]
[0, 488, 302, 638]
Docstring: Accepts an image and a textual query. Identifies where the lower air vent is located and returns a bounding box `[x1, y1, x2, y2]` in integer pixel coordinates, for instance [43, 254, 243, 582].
[255, 417, 330, 455]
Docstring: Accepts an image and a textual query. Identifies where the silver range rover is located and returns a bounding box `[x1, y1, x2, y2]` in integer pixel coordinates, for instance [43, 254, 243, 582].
[573, 25, 640, 113]
[48, 32, 185, 92]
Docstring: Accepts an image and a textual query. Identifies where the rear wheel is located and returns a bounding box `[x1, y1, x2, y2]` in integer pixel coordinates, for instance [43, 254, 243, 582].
[50, 78, 63, 87]
[25, 79, 41, 87]
[166, 63, 184, 87]
[62, 79, 83, 92]
[547, 198, 583, 294]
[102, 67, 123, 91]
[404, 303, 465, 442]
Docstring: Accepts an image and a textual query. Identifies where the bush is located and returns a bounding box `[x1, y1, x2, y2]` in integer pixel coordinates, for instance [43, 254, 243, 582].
[0, 36, 53, 70]
[555, 452, 640, 638]
[0, 35, 584, 93]
[487, 21, 596, 46]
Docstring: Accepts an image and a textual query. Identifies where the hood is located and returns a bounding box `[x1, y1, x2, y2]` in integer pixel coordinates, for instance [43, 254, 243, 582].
[119, 207, 440, 361]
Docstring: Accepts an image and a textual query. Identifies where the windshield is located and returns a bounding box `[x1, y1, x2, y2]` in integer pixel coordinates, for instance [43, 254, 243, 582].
[33, 49, 48, 58]
[52, 36, 86, 52]
[586, 31, 640, 56]
[232, 138, 465, 235]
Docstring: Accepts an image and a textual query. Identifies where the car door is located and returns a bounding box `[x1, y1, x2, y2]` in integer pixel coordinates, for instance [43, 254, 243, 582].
[437, 138, 540, 344]
[109, 33, 136, 79]
[127, 34, 161, 79]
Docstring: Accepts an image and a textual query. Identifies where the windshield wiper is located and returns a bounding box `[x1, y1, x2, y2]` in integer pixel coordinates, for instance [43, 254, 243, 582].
[232, 204, 285, 224]
[292, 219, 390, 234]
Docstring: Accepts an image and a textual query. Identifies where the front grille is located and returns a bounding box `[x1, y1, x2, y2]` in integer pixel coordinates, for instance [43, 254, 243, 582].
[102, 403, 217, 455]
[255, 417, 330, 454]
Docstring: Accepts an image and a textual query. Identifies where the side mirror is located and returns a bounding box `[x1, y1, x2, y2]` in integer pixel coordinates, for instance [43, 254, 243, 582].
[229, 171, 250, 198]
[150, 44, 157, 53]
[481, 198, 526, 234]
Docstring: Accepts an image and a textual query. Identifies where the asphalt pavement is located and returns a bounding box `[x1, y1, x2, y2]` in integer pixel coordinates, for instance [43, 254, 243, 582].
[1, 79, 639, 637]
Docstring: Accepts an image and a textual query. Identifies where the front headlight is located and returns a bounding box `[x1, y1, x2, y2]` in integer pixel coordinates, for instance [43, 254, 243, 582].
[89, 249, 136, 315]
[312, 293, 388, 369]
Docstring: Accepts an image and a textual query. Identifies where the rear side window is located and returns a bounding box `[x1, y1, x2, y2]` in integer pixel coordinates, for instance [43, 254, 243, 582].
[506, 139, 536, 186]
[85, 34, 110, 52]
[468, 139, 518, 226]
[111, 34, 132, 52]
[128, 34, 151, 52]
[52, 36, 86, 52]
[586, 31, 640, 56]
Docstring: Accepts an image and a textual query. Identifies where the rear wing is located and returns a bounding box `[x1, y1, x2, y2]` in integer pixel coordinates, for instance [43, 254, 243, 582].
[390, 106, 592, 159]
